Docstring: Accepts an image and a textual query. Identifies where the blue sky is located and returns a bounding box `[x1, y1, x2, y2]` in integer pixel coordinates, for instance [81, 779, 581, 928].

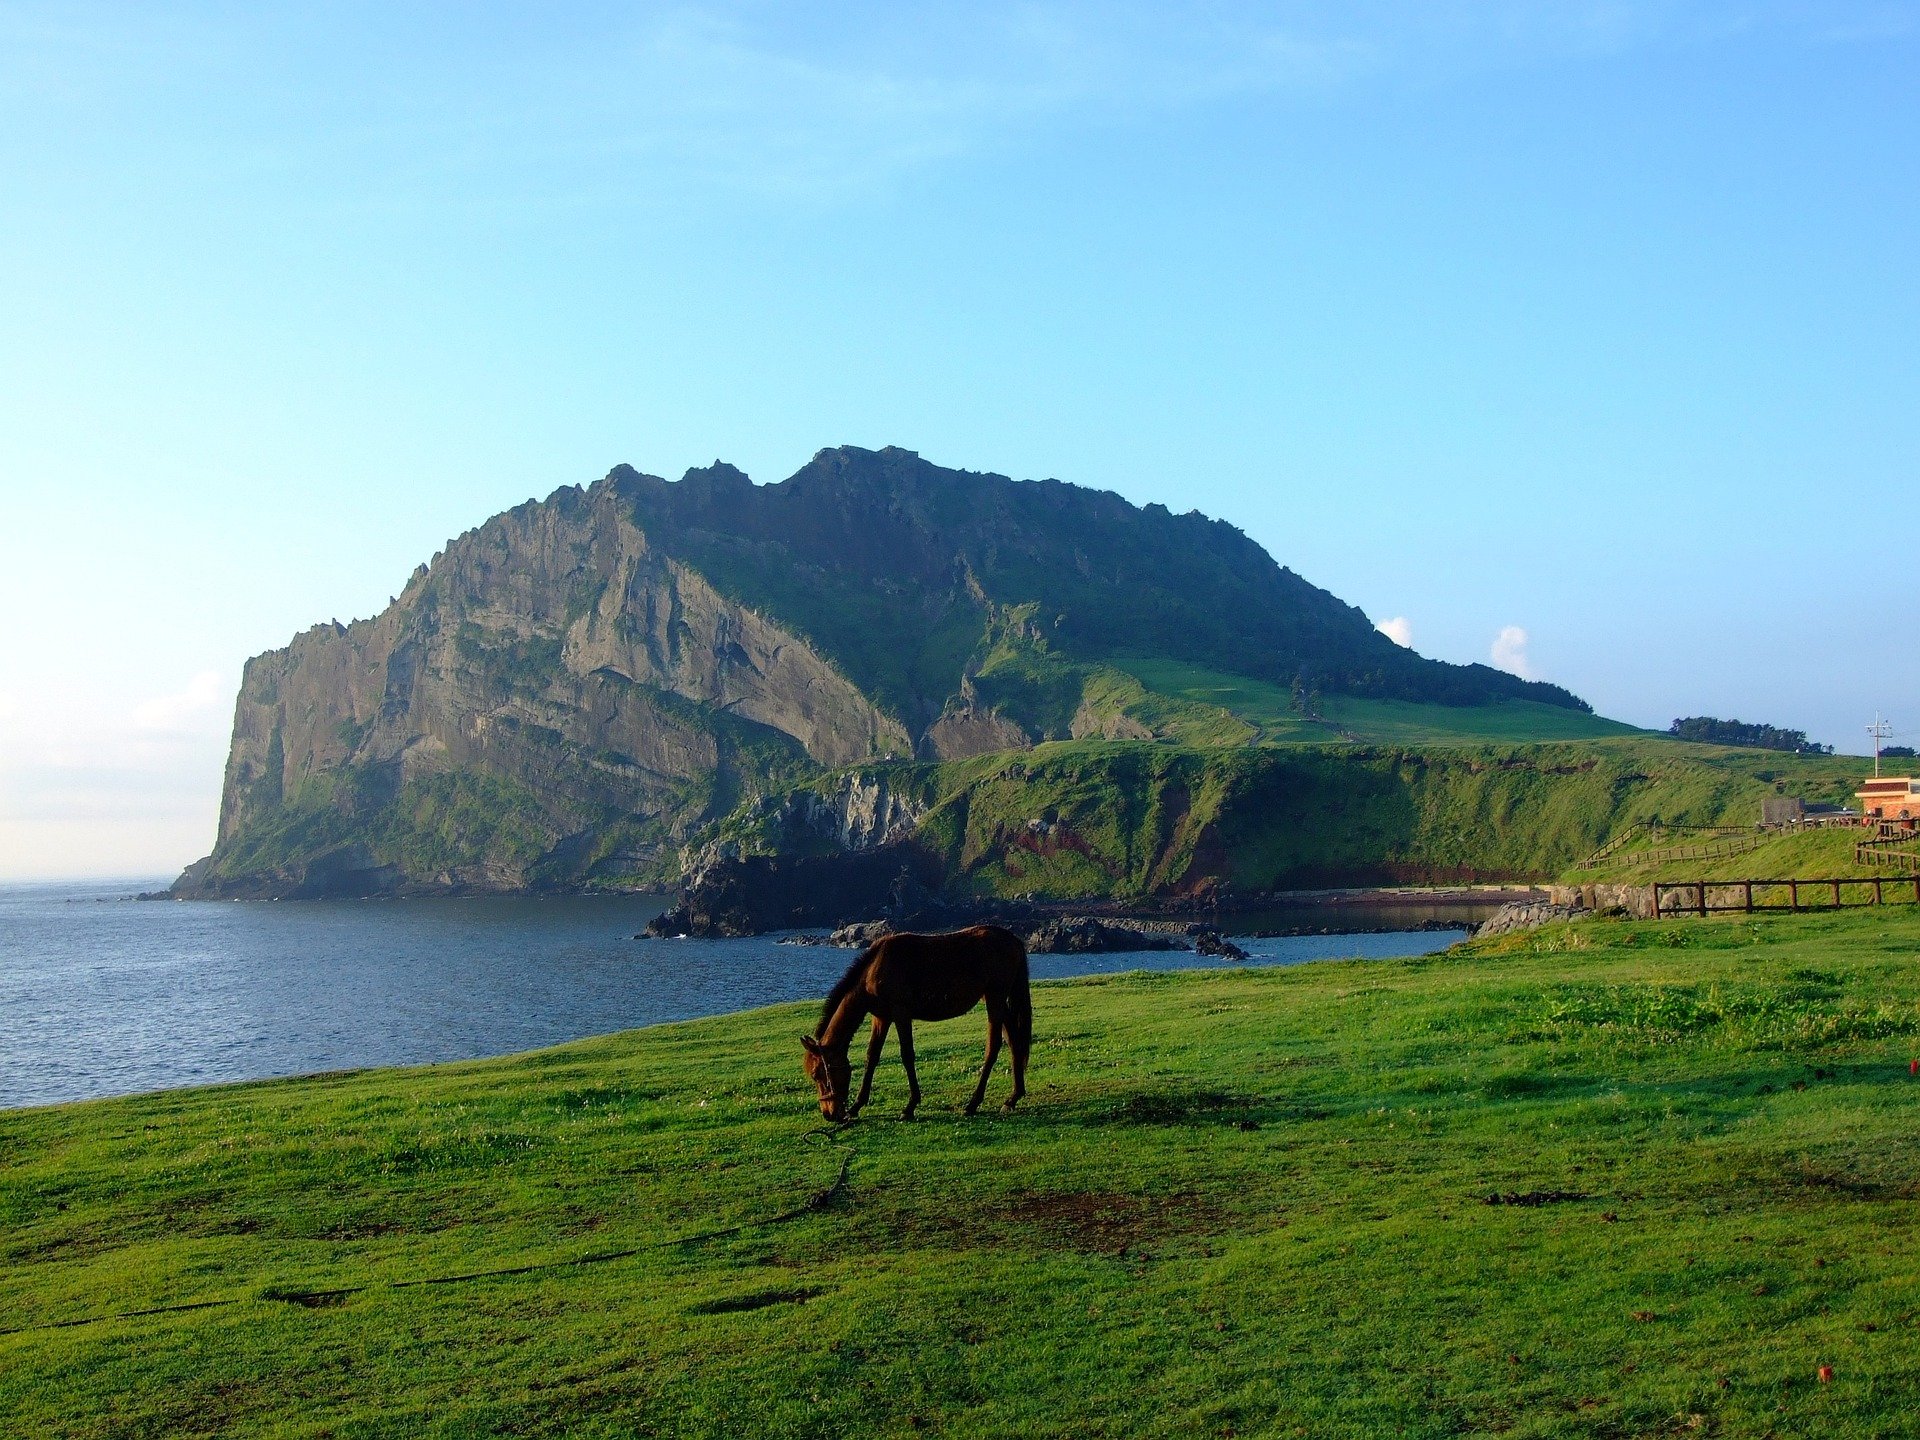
[1, 1, 1916, 878]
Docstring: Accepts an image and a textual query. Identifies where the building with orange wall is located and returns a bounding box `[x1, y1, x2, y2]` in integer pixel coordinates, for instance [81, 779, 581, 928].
[1856, 776, 1920, 825]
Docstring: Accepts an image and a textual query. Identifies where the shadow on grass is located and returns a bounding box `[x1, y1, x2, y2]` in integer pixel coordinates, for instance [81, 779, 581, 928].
[1069, 1089, 1331, 1128]
[685, 1286, 824, 1316]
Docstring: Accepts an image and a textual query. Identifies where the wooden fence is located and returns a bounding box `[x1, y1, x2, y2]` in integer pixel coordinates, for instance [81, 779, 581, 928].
[1575, 824, 1755, 871]
[1654, 876, 1920, 916]
[1856, 824, 1920, 874]
[1600, 832, 1765, 870]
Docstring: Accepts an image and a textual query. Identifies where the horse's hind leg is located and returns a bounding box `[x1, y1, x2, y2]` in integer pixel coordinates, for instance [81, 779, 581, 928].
[964, 1005, 1005, 1117]
[1003, 987, 1031, 1111]
[895, 1018, 921, 1120]
[849, 1014, 890, 1118]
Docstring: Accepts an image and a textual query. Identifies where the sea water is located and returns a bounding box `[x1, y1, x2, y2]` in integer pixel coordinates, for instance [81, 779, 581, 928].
[0, 881, 1468, 1109]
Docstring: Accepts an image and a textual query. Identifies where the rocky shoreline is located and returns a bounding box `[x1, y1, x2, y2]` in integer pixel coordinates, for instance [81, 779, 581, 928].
[768, 915, 1251, 959]
[628, 841, 1541, 952]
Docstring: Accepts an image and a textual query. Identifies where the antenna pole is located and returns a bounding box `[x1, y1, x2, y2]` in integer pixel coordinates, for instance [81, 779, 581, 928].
[1867, 714, 1892, 778]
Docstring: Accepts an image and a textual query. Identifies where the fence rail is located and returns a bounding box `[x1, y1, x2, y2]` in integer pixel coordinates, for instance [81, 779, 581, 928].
[1857, 821, 1920, 872]
[1654, 876, 1920, 916]
[1857, 837, 1920, 873]
[1606, 832, 1766, 869]
[1779, 814, 1862, 831]
[1575, 824, 1756, 871]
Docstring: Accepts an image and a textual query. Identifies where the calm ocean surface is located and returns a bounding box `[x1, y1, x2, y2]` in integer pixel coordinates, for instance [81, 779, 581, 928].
[0, 880, 1468, 1110]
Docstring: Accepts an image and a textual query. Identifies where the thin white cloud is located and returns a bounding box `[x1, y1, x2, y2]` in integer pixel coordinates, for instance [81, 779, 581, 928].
[11, 2, 1899, 211]
[1491, 624, 1534, 679]
[440, 3, 1865, 204]
[129, 669, 227, 734]
[1377, 616, 1413, 648]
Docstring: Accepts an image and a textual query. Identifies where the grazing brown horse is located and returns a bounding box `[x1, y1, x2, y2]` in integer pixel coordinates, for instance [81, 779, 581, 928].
[801, 925, 1031, 1122]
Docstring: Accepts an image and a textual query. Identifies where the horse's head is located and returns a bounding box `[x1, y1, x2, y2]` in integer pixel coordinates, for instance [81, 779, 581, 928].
[800, 1034, 850, 1122]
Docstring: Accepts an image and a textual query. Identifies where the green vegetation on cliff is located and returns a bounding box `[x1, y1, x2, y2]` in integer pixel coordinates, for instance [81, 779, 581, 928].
[625, 448, 1590, 721]
[6, 908, 1918, 1436]
[722, 738, 1867, 901]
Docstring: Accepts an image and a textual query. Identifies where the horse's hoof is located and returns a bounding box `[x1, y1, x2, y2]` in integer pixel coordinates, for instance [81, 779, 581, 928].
[963, 1103, 980, 1117]
[899, 1107, 918, 1121]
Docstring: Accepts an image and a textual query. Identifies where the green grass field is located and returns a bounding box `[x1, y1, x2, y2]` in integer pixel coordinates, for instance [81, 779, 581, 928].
[5, 911, 1920, 1438]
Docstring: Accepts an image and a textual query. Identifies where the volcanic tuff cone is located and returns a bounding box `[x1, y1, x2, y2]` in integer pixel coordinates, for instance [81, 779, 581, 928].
[175, 446, 1587, 899]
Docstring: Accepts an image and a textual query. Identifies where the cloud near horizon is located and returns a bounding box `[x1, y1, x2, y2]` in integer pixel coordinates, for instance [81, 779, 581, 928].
[130, 669, 226, 734]
[1376, 616, 1413, 647]
[0, 670, 231, 879]
[1491, 625, 1534, 679]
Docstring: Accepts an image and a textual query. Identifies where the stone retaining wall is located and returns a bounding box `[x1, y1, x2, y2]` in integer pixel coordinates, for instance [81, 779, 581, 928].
[1545, 883, 1658, 919]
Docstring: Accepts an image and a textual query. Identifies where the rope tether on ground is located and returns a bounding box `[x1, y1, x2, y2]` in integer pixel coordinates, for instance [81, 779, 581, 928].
[0, 1130, 857, 1340]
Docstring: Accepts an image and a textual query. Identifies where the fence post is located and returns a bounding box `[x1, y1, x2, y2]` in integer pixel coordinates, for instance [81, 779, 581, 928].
[1696, 883, 1707, 917]
[1744, 881, 1753, 913]
[1790, 881, 1799, 912]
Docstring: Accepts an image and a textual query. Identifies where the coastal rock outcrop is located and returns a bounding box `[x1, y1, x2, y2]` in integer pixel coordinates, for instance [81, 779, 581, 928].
[642, 842, 949, 938]
[1474, 900, 1587, 937]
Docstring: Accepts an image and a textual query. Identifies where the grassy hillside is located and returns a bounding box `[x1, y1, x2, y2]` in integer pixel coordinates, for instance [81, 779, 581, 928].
[1111, 656, 1646, 746]
[5, 910, 1919, 1437]
[724, 738, 1869, 900]
[1573, 827, 1915, 885]
[627, 447, 1589, 716]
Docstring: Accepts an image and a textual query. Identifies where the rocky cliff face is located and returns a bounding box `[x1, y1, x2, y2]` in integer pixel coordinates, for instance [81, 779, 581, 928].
[177, 445, 1595, 898]
[184, 477, 912, 896]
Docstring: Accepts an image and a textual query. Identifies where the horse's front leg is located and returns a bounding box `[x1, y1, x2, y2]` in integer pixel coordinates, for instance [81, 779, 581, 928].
[895, 1018, 921, 1119]
[848, 1014, 890, 1118]
[964, 1013, 1004, 1117]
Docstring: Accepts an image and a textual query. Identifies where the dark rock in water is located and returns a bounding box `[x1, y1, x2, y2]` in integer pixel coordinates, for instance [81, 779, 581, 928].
[1188, 927, 1250, 961]
[777, 920, 896, 949]
[645, 843, 946, 938]
[832, 920, 896, 948]
[773, 913, 1190, 955]
[1022, 917, 1187, 955]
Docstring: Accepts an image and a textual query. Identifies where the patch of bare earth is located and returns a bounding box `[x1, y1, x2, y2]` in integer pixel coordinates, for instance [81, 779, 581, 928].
[1005, 1190, 1227, 1251]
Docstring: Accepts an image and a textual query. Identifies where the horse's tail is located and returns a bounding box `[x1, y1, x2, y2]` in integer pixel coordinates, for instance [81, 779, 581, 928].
[1008, 979, 1033, 1050]
[999, 927, 1033, 1049]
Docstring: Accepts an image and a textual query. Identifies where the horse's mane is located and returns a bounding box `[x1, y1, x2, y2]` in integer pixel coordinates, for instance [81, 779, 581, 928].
[816, 944, 877, 1035]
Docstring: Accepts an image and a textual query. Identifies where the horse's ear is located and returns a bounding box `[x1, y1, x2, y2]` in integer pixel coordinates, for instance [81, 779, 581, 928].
[800, 1034, 821, 1054]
